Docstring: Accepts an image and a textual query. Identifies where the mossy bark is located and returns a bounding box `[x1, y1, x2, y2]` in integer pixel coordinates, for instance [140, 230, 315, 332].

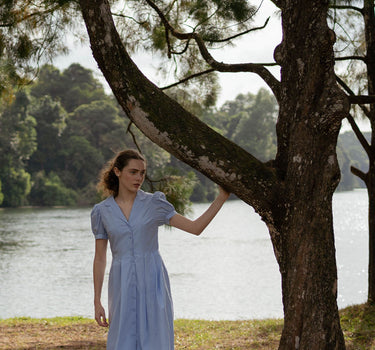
[79, 0, 348, 348]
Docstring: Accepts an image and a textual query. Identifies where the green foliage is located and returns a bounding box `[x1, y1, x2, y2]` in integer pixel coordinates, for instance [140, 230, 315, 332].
[0, 1, 79, 99]
[0, 90, 37, 167]
[154, 169, 197, 215]
[15, 34, 33, 59]
[113, 0, 258, 108]
[0, 61, 368, 207]
[0, 89, 36, 207]
[28, 171, 77, 206]
[202, 88, 278, 162]
[0, 179, 4, 206]
[0, 63, 199, 208]
[27, 95, 67, 173]
[31, 64, 107, 113]
[59, 136, 104, 189]
[65, 99, 126, 157]
[231, 89, 277, 161]
[152, 26, 167, 51]
[0, 167, 31, 207]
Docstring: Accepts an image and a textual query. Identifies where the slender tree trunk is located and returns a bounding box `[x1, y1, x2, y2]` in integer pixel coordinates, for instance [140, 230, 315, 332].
[368, 161, 375, 302]
[364, 0, 375, 303]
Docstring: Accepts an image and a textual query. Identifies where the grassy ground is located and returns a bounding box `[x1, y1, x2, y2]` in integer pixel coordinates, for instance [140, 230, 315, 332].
[1, 304, 375, 349]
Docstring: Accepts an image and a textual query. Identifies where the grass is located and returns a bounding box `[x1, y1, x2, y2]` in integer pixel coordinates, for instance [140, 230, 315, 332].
[1, 304, 375, 349]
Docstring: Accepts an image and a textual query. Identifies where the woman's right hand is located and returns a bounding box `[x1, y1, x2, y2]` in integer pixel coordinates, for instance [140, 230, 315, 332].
[218, 186, 230, 201]
[95, 302, 109, 327]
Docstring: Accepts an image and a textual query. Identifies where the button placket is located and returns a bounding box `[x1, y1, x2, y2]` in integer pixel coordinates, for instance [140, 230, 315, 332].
[127, 222, 138, 341]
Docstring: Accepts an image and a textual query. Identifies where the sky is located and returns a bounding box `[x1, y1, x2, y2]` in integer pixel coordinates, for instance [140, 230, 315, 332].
[52, 1, 281, 108]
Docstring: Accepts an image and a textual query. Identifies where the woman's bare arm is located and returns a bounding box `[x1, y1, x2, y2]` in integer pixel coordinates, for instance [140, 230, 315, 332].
[93, 239, 109, 327]
[169, 187, 230, 235]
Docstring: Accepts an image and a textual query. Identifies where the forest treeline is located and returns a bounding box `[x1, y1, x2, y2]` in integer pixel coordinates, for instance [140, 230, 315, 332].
[0, 63, 367, 208]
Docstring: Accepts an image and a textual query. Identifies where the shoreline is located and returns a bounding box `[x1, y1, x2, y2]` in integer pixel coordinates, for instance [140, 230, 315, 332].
[0, 188, 368, 211]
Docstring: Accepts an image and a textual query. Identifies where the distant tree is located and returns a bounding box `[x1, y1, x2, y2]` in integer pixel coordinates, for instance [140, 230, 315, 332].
[1, 167, 31, 207]
[27, 96, 67, 173]
[0, 90, 37, 165]
[59, 135, 104, 190]
[28, 171, 78, 206]
[31, 64, 108, 113]
[65, 99, 127, 157]
[0, 90, 36, 206]
[0, 180, 3, 206]
[219, 89, 278, 161]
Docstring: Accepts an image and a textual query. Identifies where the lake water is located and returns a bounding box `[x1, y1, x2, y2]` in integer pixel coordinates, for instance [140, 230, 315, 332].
[0, 189, 369, 320]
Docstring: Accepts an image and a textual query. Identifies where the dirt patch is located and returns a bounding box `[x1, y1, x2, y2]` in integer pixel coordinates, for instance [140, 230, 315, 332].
[0, 321, 107, 350]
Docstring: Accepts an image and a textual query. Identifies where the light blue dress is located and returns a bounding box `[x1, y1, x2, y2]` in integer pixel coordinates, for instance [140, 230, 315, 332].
[91, 190, 177, 350]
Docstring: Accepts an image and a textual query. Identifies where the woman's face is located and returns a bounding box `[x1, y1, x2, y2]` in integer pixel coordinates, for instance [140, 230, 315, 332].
[115, 159, 146, 194]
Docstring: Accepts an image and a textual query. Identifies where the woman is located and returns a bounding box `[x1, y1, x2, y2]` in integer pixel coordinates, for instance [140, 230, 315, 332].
[92, 149, 229, 350]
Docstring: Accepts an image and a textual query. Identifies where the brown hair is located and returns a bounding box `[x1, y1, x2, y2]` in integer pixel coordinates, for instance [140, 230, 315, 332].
[97, 149, 146, 198]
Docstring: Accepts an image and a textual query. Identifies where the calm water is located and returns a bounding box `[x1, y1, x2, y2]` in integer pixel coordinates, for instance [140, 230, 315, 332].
[0, 190, 369, 320]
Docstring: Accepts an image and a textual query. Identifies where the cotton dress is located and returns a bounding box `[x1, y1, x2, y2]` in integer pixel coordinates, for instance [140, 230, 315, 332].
[91, 190, 177, 350]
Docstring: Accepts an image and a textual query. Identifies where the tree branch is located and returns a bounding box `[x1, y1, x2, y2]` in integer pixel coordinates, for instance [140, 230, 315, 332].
[207, 17, 270, 43]
[170, 39, 191, 55]
[329, 4, 363, 14]
[79, 0, 279, 220]
[126, 121, 143, 153]
[335, 74, 372, 157]
[160, 68, 215, 90]
[348, 95, 375, 104]
[336, 75, 371, 117]
[2, 5, 63, 27]
[350, 166, 368, 184]
[346, 113, 372, 156]
[111, 12, 149, 26]
[144, 0, 281, 101]
[335, 55, 366, 62]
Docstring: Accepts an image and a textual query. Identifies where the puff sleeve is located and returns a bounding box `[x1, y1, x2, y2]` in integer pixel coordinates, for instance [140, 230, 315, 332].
[152, 191, 177, 226]
[91, 204, 108, 240]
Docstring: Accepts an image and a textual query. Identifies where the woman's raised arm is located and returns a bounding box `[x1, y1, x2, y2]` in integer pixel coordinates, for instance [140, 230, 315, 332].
[169, 187, 230, 236]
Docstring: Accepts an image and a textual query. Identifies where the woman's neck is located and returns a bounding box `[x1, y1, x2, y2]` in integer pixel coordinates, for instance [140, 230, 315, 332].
[115, 188, 137, 203]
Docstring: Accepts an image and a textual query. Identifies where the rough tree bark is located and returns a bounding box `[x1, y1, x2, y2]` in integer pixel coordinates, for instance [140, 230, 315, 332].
[79, 0, 348, 348]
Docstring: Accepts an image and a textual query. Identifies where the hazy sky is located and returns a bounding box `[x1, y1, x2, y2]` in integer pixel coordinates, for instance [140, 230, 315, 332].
[53, 1, 281, 107]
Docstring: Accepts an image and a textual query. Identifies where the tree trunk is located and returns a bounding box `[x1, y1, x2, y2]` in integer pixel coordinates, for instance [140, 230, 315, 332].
[368, 163, 375, 302]
[364, 0, 375, 303]
[78, 0, 348, 348]
[259, 1, 347, 348]
[272, 131, 346, 349]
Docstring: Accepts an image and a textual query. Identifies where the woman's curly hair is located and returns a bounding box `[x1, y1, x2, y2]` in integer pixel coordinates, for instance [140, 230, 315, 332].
[97, 149, 145, 198]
